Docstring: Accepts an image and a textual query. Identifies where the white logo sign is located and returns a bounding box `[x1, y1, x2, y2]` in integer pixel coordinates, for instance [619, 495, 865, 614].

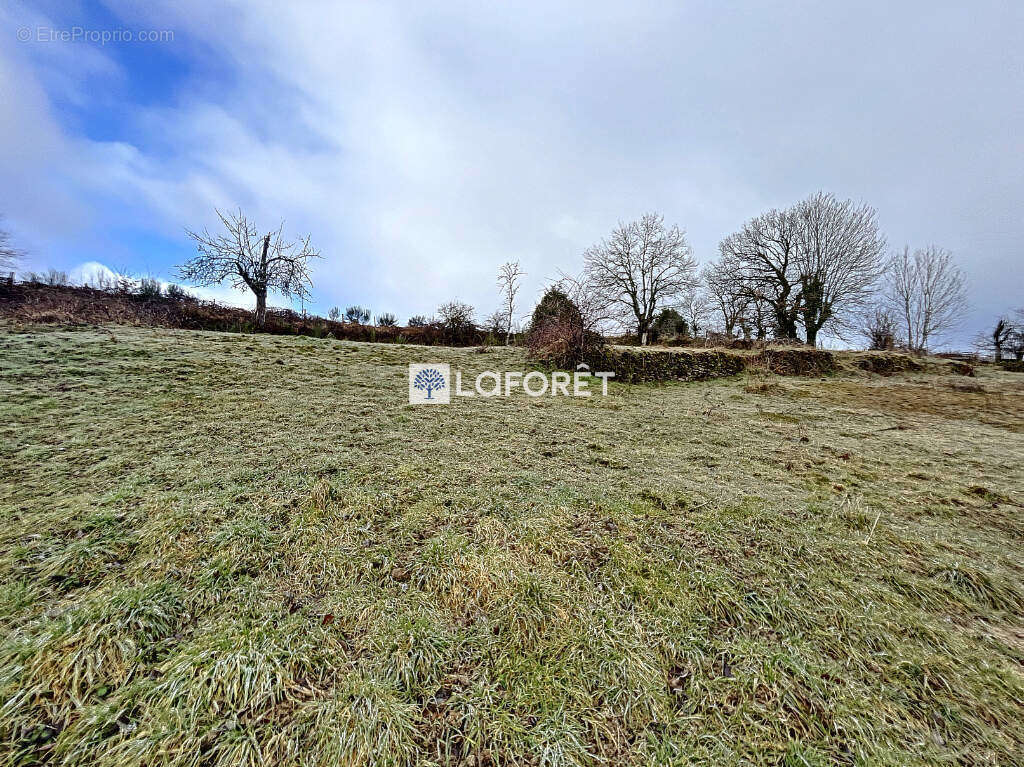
[409, 363, 614, 405]
[409, 363, 451, 404]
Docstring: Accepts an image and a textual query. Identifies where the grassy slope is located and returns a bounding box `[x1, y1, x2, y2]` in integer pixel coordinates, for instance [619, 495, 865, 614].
[0, 326, 1022, 766]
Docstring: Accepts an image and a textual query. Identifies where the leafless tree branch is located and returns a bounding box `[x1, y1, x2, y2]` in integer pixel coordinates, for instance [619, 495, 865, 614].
[884, 245, 968, 352]
[497, 261, 525, 345]
[583, 213, 698, 344]
[178, 208, 320, 328]
[0, 218, 24, 275]
[716, 193, 885, 345]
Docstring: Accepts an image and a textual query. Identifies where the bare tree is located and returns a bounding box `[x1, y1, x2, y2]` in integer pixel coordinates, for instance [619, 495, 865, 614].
[718, 206, 802, 341]
[719, 194, 885, 345]
[497, 261, 525, 345]
[1, 219, 24, 280]
[179, 209, 320, 329]
[437, 300, 476, 344]
[976, 316, 1014, 362]
[702, 261, 749, 336]
[1007, 309, 1024, 362]
[738, 297, 771, 341]
[583, 213, 697, 345]
[792, 192, 886, 345]
[437, 300, 475, 329]
[679, 289, 711, 340]
[885, 246, 968, 352]
[718, 193, 885, 345]
[484, 309, 507, 337]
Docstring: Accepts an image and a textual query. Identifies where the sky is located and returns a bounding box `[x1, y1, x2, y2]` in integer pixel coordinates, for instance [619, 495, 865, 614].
[1, 0, 1022, 348]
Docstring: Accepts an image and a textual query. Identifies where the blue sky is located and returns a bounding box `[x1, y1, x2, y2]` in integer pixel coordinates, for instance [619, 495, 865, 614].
[2, 0, 1022, 346]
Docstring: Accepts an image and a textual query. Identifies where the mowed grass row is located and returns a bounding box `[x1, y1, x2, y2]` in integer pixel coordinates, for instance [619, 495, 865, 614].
[0, 326, 1022, 766]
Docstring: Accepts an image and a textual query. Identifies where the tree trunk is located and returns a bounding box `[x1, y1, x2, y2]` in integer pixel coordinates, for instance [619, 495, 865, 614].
[771, 299, 799, 340]
[255, 290, 267, 329]
[805, 326, 818, 346]
[635, 318, 647, 345]
[775, 314, 799, 341]
[253, 233, 271, 330]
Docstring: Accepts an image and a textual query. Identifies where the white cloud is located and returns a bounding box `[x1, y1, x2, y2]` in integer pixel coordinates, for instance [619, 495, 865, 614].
[68, 261, 118, 288]
[1, 1, 1022, 344]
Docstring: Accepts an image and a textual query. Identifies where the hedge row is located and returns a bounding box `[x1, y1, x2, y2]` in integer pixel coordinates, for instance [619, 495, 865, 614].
[0, 283, 486, 346]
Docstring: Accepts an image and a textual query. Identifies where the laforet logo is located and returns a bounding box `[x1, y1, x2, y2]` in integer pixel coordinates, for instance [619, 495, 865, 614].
[408, 363, 613, 405]
[413, 367, 447, 400]
[408, 363, 451, 404]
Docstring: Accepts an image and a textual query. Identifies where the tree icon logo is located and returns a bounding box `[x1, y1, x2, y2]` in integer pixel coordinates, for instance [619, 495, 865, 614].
[408, 363, 450, 404]
[413, 368, 446, 399]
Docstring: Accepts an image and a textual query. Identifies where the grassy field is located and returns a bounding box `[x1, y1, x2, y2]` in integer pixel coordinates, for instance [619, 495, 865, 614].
[1, 326, 1022, 766]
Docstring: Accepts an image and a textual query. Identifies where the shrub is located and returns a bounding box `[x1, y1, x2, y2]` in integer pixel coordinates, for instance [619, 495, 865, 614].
[31, 269, 70, 287]
[864, 308, 899, 350]
[137, 278, 162, 298]
[526, 288, 603, 368]
[650, 308, 689, 343]
[166, 284, 192, 301]
[483, 310, 506, 337]
[529, 287, 581, 331]
[437, 301, 474, 328]
[437, 301, 476, 344]
[527, 315, 600, 368]
[376, 312, 397, 327]
[345, 306, 370, 324]
[328, 306, 340, 321]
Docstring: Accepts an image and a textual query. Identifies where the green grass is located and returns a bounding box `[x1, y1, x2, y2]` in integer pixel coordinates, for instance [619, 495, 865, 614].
[1, 325, 1022, 766]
